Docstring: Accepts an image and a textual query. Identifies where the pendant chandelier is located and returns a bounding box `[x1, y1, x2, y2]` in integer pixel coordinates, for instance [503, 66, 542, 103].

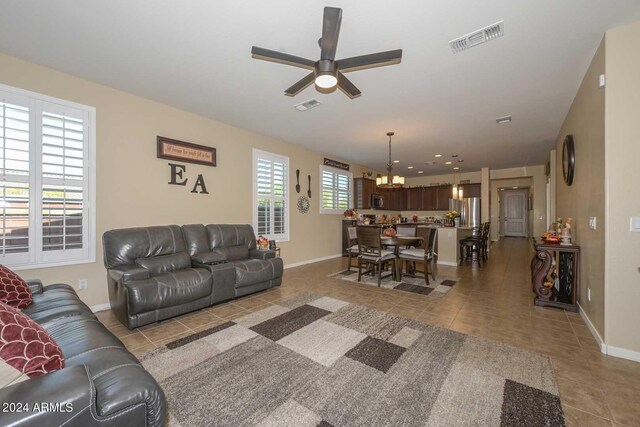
[376, 132, 405, 188]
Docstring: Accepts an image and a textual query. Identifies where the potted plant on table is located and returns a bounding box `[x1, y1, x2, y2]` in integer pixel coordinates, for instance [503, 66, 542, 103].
[343, 209, 358, 220]
[445, 210, 460, 227]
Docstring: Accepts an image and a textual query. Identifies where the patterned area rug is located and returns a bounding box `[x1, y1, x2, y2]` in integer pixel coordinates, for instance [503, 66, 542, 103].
[141, 295, 565, 427]
[328, 269, 458, 297]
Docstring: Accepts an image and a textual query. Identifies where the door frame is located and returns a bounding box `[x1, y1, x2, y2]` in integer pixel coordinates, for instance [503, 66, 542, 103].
[500, 188, 529, 238]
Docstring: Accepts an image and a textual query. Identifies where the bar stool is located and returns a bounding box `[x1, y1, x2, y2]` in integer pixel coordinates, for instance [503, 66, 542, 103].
[459, 224, 484, 266]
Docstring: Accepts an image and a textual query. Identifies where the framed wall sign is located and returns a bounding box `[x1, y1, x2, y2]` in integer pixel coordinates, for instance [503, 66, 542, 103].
[323, 158, 349, 171]
[157, 136, 216, 167]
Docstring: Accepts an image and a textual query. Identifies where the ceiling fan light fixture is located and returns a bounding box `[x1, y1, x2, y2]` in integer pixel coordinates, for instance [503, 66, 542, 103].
[315, 73, 338, 89]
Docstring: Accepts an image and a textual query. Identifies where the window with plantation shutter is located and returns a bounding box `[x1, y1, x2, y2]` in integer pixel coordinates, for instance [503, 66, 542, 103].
[0, 84, 95, 270]
[253, 149, 289, 241]
[320, 165, 352, 214]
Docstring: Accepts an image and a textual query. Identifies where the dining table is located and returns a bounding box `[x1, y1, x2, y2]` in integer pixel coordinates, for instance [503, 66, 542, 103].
[380, 235, 424, 256]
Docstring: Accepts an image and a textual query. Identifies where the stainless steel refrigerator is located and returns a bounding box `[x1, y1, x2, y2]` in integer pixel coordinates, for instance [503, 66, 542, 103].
[462, 197, 481, 227]
[450, 197, 481, 227]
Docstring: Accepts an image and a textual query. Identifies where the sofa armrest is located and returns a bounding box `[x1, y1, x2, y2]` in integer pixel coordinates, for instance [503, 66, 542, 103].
[25, 279, 43, 295]
[0, 365, 94, 426]
[249, 249, 276, 260]
[108, 265, 150, 283]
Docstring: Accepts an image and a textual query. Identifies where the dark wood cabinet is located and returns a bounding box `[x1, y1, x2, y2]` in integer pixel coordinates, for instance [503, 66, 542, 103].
[436, 185, 452, 210]
[354, 178, 376, 209]
[406, 188, 422, 210]
[421, 187, 438, 210]
[379, 187, 404, 211]
[461, 183, 481, 198]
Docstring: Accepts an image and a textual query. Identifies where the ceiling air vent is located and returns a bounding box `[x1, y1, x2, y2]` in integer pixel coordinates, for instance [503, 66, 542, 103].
[294, 98, 322, 111]
[449, 20, 504, 54]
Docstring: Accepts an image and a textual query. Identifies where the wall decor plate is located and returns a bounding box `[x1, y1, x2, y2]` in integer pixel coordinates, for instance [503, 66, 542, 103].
[297, 196, 310, 214]
[562, 135, 575, 185]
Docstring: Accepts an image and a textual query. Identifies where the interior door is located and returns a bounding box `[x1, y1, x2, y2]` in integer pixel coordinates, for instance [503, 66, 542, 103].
[502, 190, 528, 237]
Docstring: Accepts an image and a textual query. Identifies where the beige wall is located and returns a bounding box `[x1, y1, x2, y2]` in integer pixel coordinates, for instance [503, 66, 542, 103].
[0, 52, 369, 308]
[604, 22, 640, 354]
[555, 39, 606, 338]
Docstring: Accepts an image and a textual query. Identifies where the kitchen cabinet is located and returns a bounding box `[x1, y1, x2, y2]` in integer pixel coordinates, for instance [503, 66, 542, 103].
[354, 178, 376, 209]
[436, 185, 452, 210]
[461, 183, 481, 198]
[406, 188, 422, 210]
[379, 187, 404, 211]
[421, 187, 439, 210]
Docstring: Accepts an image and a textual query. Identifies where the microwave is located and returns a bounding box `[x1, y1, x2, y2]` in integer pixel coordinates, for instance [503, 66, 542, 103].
[371, 194, 384, 208]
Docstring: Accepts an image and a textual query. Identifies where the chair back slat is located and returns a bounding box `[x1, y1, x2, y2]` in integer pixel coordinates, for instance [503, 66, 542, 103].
[414, 227, 431, 250]
[396, 224, 417, 237]
[347, 226, 358, 241]
[427, 227, 438, 255]
[357, 226, 383, 257]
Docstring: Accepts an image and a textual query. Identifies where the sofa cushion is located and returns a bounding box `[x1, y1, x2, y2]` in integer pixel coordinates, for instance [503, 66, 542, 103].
[191, 251, 227, 264]
[205, 224, 257, 250]
[125, 269, 212, 315]
[23, 284, 95, 325]
[233, 259, 282, 288]
[213, 245, 249, 261]
[41, 303, 165, 419]
[135, 252, 192, 274]
[102, 225, 187, 269]
[0, 264, 32, 309]
[0, 301, 64, 377]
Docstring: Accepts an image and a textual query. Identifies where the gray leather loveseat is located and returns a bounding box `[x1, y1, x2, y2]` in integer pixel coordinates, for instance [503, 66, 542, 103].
[0, 280, 166, 427]
[103, 224, 283, 329]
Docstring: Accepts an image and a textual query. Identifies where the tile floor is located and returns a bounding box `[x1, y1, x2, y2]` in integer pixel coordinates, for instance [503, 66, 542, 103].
[96, 237, 640, 426]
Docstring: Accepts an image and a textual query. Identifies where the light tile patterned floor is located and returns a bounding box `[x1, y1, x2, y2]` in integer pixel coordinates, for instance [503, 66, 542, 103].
[96, 237, 640, 426]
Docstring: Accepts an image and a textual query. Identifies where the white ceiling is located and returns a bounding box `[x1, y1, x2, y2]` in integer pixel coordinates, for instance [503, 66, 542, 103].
[1, 1, 639, 175]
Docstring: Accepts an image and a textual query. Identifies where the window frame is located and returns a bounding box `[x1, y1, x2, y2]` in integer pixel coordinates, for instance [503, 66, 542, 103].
[0, 83, 96, 271]
[319, 165, 353, 215]
[252, 148, 289, 242]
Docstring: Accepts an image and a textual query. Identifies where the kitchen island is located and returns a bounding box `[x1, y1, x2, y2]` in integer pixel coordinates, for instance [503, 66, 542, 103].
[428, 226, 475, 266]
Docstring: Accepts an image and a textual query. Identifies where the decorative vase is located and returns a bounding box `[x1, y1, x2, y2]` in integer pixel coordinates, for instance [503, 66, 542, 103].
[454, 217, 460, 227]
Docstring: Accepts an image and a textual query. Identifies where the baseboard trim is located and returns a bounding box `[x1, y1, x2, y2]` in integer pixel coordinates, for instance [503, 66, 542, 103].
[577, 303, 605, 353]
[437, 261, 458, 267]
[284, 254, 342, 269]
[91, 303, 111, 313]
[605, 344, 640, 363]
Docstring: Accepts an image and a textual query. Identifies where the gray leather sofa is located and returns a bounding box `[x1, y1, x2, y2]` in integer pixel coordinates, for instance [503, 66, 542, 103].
[103, 224, 283, 329]
[0, 280, 166, 427]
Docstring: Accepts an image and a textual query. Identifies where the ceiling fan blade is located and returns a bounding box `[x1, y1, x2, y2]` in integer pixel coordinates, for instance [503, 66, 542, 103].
[251, 46, 315, 70]
[337, 49, 403, 72]
[337, 72, 361, 99]
[284, 73, 315, 97]
[320, 7, 342, 61]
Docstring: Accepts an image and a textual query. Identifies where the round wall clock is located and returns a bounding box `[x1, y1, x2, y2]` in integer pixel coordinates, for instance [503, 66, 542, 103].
[297, 196, 310, 214]
[562, 135, 575, 186]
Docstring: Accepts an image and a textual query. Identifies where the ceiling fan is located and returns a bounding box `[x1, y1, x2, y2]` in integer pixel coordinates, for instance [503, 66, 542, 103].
[251, 7, 403, 99]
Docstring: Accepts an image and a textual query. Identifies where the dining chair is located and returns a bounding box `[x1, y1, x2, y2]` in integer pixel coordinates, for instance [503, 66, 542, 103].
[356, 226, 397, 286]
[346, 226, 359, 271]
[459, 224, 484, 266]
[398, 227, 438, 285]
[396, 224, 417, 237]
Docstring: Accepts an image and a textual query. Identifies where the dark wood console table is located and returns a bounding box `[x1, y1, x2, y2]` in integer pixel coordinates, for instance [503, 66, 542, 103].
[530, 238, 580, 312]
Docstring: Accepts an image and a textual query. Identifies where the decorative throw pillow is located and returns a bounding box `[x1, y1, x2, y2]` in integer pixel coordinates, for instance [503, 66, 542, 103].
[0, 264, 32, 309]
[0, 301, 64, 377]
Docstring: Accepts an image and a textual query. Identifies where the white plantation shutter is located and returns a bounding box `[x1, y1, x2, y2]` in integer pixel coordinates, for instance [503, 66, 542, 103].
[253, 149, 289, 241]
[0, 84, 95, 269]
[320, 165, 352, 214]
[0, 95, 31, 263]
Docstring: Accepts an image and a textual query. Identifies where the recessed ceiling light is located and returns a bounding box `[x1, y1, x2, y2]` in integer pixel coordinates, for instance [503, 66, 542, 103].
[408, 166, 414, 169]
[512, 186, 518, 189]
[435, 154, 442, 158]
[496, 115, 512, 124]
[445, 161, 452, 165]
[453, 167, 460, 170]
[458, 160, 464, 163]
[452, 154, 459, 158]
[393, 160, 400, 163]
[418, 171, 424, 174]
